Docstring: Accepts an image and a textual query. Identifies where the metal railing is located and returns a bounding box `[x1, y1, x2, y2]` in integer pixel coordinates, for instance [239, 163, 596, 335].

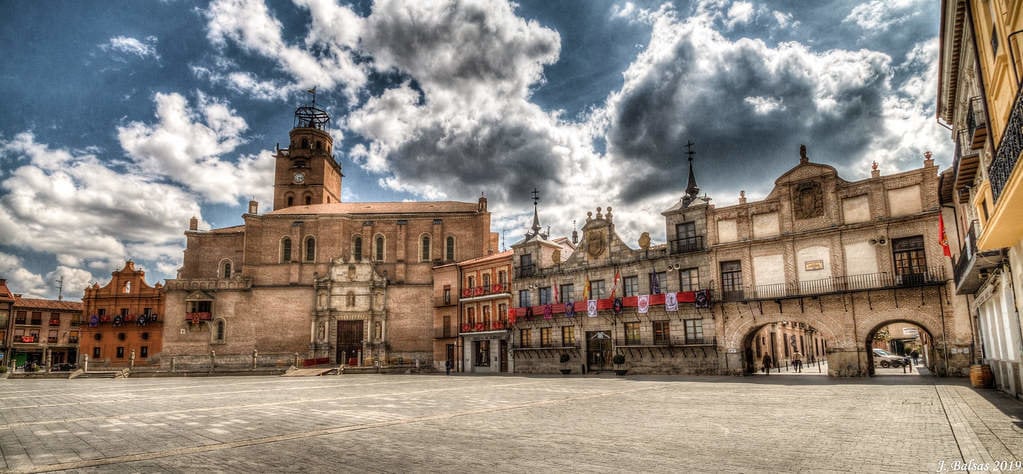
[669, 236, 705, 254]
[992, 86, 1023, 204]
[967, 96, 987, 148]
[954, 221, 980, 286]
[721, 267, 947, 302]
[517, 264, 536, 278]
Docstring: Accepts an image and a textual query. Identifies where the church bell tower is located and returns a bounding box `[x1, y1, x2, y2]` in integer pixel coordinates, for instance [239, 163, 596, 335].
[273, 96, 344, 210]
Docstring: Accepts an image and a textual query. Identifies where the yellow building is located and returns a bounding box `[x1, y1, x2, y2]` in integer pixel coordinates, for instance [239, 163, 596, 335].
[939, 0, 1023, 395]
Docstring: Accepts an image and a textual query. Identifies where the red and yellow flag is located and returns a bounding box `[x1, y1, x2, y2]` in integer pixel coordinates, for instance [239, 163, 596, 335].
[939, 214, 951, 257]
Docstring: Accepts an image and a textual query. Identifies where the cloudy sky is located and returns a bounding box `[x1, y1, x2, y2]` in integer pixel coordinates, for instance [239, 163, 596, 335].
[0, 0, 947, 299]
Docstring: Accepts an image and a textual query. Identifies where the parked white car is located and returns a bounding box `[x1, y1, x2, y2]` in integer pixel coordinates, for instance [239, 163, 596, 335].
[873, 348, 907, 368]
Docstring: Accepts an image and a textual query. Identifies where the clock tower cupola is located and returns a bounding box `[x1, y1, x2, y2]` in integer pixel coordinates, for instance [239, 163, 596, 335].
[273, 94, 344, 210]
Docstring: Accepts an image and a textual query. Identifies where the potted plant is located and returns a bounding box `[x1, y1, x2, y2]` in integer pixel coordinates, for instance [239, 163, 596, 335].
[559, 353, 571, 375]
[613, 352, 627, 376]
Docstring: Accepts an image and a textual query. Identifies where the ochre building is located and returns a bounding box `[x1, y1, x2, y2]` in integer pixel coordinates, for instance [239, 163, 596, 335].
[80, 261, 165, 368]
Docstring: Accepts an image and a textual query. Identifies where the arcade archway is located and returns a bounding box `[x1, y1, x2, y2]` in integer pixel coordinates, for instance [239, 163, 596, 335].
[740, 321, 829, 375]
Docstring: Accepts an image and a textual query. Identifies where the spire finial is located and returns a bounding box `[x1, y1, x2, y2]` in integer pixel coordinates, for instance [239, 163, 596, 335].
[527, 188, 543, 239]
[683, 140, 700, 206]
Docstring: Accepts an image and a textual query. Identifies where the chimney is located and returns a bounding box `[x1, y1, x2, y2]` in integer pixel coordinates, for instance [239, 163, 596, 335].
[189, 216, 199, 231]
[248, 200, 259, 214]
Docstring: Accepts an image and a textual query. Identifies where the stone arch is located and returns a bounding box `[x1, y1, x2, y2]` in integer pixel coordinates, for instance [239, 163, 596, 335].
[860, 312, 943, 376]
[725, 308, 840, 376]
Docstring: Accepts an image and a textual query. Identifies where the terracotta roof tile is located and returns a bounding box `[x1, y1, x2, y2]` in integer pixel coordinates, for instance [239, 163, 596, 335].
[13, 297, 83, 312]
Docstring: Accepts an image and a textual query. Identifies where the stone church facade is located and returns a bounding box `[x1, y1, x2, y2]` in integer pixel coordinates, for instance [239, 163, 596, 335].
[161, 103, 496, 368]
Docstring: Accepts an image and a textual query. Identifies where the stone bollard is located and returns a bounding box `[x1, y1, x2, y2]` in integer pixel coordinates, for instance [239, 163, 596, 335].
[130, 350, 136, 370]
[210, 350, 216, 371]
[83, 354, 89, 373]
[252, 349, 258, 369]
[171, 356, 176, 372]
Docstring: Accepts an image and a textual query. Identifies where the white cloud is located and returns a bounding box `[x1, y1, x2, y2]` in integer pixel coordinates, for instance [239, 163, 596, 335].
[845, 0, 925, 32]
[0, 134, 200, 297]
[203, 0, 367, 100]
[102, 35, 160, 60]
[0, 252, 48, 298]
[117, 92, 274, 205]
[725, 2, 755, 29]
[744, 96, 785, 114]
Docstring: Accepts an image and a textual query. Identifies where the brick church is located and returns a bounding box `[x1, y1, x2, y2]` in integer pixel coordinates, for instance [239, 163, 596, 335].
[162, 102, 497, 368]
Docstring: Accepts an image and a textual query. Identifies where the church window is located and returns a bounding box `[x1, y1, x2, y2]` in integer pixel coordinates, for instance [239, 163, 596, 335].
[421, 235, 431, 261]
[304, 236, 316, 262]
[281, 237, 292, 263]
[301, 138, 309, 148]
[446, 236, 455, 261]
[316, 140, 323, 150]
[305, 194, 312, 205]
[220, 260, 232, 278]
[353, 236, 363, 261]
[375, 236, 384, 261]
[214, 320, 226, 343]
[287, 196, 294, 207]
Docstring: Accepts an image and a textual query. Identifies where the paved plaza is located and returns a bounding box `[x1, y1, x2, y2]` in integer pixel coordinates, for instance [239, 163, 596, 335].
[1, 371, 1022, 473]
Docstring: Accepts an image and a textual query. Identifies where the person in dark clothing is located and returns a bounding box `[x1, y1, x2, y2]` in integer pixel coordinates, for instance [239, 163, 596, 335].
[762, 354, 772, 375]
[445, 359, 453, 375]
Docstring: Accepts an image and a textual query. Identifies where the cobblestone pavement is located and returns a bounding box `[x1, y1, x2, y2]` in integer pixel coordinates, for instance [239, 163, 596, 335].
[1, 371, 1021, 473]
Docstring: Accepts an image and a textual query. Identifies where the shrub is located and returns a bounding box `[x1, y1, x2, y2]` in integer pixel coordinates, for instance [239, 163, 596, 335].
[559, 353, 570, 363]
[612, 353, 626, 365]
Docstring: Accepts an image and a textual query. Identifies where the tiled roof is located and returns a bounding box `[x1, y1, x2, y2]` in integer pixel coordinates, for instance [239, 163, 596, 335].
[13, 297, 83, 312]
[458, 250, 513, 266]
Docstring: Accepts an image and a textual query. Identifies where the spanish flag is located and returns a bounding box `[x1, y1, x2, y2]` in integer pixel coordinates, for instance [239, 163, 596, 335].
[939, 214, 951, 257]
[583, 280, 591, 300]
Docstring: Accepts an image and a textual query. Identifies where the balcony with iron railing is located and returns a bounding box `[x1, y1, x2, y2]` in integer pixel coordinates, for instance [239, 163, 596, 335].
[618, 336, 718, 347]
[459, 284, 510, 300]
[459, 320, 510, 334]
[669, 236, 705, 255]
[967, 96, 988, 149]
[954, 221, 1004, 295]
[517, 264, 537, 278]
[719, 267, 947, 302]
[953, 129, 982, 201]
[991, 86, 1023, 204]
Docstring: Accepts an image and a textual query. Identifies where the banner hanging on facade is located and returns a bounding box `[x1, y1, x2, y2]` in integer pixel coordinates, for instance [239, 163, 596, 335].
[664, 292, 678, 311]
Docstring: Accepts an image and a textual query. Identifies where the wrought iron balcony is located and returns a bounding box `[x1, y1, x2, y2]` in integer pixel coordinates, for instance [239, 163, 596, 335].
[991, 86, 1023, 204]
[953, 129, 982, 201]
[954, 221, 1004, 295]
[669, 236, 705, 254]
[967, 96, 987, 149]
[721, 267, 947, 302]
[517, 264, 537, 278]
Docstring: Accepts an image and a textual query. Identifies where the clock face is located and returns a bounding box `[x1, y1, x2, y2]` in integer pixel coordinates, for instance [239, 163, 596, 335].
[293, 172, 305, 184]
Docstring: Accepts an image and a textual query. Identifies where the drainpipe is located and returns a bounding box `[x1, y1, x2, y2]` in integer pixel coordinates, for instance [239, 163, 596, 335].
[940, 284, 950, 376]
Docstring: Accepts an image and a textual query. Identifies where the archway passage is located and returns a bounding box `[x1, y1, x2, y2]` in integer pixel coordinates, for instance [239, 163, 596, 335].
[741, 321, 829, 376]
[865, 320, 935, 377]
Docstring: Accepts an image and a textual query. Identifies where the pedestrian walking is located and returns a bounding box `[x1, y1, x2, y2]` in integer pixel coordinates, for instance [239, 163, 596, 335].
[911, 350, 919, 366]
[762, 354, 772, 375]
[445, 359, 452, 376]
[792, 351, 802, 373]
